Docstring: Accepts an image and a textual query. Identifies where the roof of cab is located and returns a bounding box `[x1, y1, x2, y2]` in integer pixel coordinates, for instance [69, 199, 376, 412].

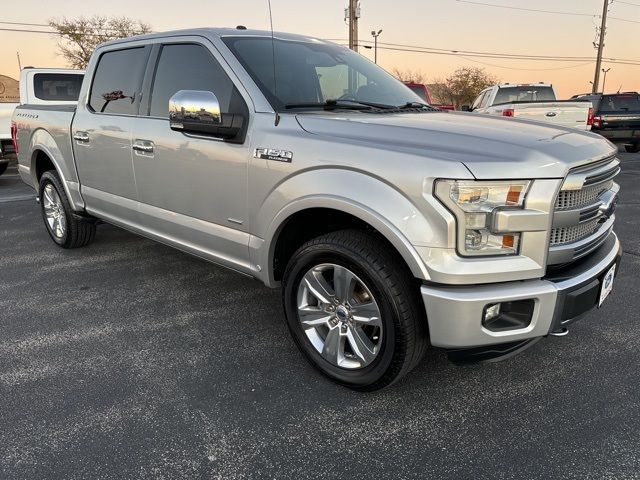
[100, 27, 330, 48]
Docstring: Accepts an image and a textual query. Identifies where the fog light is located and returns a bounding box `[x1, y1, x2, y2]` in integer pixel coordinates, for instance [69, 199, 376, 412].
[484, 303, 501, 321]
[482, 299, 535, 332]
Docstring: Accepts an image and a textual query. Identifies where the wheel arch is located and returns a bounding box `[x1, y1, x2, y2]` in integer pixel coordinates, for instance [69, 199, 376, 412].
[263, 198, 431, 287]
[28, 128, 84, 211]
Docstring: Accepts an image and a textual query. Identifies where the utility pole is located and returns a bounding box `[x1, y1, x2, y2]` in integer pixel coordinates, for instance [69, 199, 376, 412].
[592, 0, 609, 94]
[601, 67, 611, 93]
[371, 29, 382, 63]
[16, 51, 22, 71]
[347, 0, 360, 52]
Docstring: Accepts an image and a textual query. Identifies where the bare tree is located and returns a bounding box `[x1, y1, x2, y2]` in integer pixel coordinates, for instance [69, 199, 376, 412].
[49, 16, 152, 69]
[437, 67, 499, 108]
[391, 68, 428, 84]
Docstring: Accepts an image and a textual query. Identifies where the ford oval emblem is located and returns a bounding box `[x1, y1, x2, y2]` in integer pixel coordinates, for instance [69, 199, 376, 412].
[546, 112, 557, 117]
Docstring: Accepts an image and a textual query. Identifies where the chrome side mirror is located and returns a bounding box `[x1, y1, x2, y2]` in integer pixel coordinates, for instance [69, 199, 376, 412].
[169, 90, 222, 128]
[168, 90, 245, 141]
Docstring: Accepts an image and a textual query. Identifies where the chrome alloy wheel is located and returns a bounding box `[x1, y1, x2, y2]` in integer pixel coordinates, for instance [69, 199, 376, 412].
[296, 263, 383, 369]
[42, 184, 66, 239]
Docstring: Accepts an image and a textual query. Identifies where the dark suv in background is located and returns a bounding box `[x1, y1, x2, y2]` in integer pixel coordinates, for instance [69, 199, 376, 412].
[572, 92, 640, 152]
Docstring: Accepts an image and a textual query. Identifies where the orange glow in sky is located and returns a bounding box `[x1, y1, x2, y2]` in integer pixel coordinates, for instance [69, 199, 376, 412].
[1, 0, 637, 99]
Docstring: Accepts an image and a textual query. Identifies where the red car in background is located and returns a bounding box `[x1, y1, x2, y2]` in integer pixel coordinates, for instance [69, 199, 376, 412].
[403, 82, 455, 111]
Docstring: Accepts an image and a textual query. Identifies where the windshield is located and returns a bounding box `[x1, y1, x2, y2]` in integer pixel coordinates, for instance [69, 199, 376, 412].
[493, 86, 556, 105]
[407, 85, 429, 103]
[599, 94, 640, 113]
[222, 36, 424, 111]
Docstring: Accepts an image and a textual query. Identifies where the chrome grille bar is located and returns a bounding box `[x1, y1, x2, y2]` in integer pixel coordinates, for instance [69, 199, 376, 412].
[548, 156, 619, 265]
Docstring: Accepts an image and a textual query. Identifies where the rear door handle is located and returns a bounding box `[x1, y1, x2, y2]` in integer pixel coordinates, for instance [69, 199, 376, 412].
[132, 139, 154, 155]
[73, 131, 90, 143]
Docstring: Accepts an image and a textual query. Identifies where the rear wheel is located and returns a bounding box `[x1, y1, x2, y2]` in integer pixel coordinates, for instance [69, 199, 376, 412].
[0, 162, 8, 176]
[625, 142, 640, 153]
[39, 170, 96, 249]
[282, 229, 428, 391]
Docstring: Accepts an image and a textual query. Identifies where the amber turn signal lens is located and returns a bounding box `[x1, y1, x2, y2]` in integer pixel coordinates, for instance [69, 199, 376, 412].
[506, 185, 523, 205]
[502, 235, 515, 248]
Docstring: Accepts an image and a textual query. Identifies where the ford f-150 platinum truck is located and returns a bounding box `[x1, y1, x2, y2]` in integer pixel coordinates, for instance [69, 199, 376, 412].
[464, 84, 594, 131]
[12, 28, 621, 390]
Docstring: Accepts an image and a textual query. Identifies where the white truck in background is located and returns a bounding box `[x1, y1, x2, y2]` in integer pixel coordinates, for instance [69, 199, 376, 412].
[463, 83, 594, 131]
[0, 68, 83, 176]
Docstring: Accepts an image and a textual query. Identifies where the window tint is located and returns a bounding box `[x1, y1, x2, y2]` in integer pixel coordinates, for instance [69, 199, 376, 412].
[33, 73, 84, 101]
[89, 48, 146, 115]
[149, 44, 237, 118]
[599, 94, 640, 113]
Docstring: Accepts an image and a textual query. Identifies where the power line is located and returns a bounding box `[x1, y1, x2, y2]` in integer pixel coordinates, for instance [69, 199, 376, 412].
[459, 56, 595, 71]
[454, 0, 597, 17]
[356, 39, 640, 64]
[615, 0, 640, 6]
[454, 0, 640, 24]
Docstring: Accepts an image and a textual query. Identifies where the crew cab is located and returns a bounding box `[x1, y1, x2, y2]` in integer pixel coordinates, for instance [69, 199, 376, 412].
[13, 28, 621, 390]
[2, 68, 83, 176]
[571, 92, 640, 152]
[464, 83, 594, 131]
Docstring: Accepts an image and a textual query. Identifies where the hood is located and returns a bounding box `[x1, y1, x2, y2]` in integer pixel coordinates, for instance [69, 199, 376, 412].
[296, 111, 617, 179]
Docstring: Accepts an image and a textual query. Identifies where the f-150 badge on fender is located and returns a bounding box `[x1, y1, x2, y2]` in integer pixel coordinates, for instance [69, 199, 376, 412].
[254, 148, 293, 162]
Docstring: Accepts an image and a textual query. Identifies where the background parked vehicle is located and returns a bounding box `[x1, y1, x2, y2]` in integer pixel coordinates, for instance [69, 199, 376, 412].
[402, 81, 455, 111]
[571, 92, 640, 153]
[1, 68, 83, 177]
[463, 83, 594, 130]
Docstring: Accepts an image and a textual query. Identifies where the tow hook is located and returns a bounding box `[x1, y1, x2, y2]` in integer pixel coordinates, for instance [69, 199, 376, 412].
[549, 327, 569, 337]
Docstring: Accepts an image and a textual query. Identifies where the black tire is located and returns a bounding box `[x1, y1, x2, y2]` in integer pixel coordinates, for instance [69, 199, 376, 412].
[0, 162, 8, 176]
[625, 142, 640, 153]
[282, 229, 428, 391]
[39, 170, 96, 249]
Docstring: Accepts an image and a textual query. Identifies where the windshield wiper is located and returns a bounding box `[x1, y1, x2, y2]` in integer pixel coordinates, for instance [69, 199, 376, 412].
[284, 99, 395, 111]
[398, 102, 437, 110]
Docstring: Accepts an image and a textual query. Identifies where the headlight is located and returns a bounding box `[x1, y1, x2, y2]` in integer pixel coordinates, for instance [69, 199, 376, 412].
[435, 179, 531, 256]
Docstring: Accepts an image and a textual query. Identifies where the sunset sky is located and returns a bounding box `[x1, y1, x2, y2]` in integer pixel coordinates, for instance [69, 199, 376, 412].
[0, 0, 637, 99]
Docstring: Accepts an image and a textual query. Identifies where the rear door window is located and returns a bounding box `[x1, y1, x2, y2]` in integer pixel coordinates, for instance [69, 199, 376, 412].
[89, 47, 147, 115]
[33, 73, 84, 101]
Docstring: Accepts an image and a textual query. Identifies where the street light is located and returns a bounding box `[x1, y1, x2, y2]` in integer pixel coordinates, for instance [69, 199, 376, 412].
[371, 29, 382, 64]
[601, 68, 611, 93]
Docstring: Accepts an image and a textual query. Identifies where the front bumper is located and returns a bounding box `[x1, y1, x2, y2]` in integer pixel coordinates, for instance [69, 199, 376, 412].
[421, 233, 621, 349]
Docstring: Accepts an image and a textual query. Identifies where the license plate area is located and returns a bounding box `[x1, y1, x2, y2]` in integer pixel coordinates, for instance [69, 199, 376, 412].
[598, 263, 616, 307]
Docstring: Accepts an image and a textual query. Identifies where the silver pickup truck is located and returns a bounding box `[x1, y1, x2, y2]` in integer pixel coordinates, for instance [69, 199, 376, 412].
[13, 28, 621, 390]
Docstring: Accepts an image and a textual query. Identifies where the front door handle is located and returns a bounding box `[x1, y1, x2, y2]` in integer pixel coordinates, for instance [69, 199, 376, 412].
[132, 139, 154, 154]
[73, 131, 90, 143]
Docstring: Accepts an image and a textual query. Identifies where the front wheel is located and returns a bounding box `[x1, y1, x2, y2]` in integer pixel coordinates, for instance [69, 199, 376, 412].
[282, 230, 428, 391]
[625, 142, 640, 153]
[39, 170, 96, 249]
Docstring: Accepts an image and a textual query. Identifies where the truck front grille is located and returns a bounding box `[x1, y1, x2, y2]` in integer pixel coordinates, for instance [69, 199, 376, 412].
[547, 156, 619, 265]
[550, 218, 602, 245]
[555, 180, 613, 211]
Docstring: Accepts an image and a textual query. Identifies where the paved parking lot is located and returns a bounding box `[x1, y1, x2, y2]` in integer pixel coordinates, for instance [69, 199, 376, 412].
[1, 153, 639, 480]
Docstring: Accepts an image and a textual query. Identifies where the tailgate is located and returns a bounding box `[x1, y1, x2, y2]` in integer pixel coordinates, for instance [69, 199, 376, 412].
[513, 102, 590, 129]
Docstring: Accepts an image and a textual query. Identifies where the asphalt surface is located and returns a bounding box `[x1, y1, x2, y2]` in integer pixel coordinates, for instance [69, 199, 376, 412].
[1, 153, 639, 480]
